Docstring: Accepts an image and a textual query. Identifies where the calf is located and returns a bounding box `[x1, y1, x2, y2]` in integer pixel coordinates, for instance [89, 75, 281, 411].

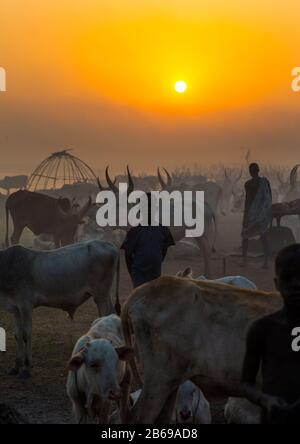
[176, 380, 211, 424]
[67, 315, 132, 424]
[112, 381, 211, 424]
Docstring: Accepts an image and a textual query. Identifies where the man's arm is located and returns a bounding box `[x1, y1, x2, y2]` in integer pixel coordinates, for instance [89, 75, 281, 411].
[241, 320, 286, 415]
[240, 321, 265, 406]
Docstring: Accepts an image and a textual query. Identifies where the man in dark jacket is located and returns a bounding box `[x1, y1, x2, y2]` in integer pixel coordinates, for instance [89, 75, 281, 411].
[121, 193, 174, 288]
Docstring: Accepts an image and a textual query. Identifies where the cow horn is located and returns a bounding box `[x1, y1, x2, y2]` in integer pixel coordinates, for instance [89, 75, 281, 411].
[163, 168, 172, 187]
[157, 168, 167, 189]
[105, 166, 118, 193]
[77, 197, 92, 220]
[290, 164, 300, 187]
[126, 165, 134, 194]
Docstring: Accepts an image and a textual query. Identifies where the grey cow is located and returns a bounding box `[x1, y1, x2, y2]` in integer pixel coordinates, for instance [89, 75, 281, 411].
[0, 240, 120, 378]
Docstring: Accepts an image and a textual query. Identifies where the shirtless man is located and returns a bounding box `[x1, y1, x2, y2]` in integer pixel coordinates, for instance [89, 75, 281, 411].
[241, 244, 300, 423]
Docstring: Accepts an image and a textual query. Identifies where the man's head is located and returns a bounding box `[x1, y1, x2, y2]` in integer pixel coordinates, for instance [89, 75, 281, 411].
[275, 244, 300, 311]
[249, 163, 260, 178]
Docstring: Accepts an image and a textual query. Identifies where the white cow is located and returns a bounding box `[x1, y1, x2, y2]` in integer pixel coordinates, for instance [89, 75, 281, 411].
[121, 277, 281, 423]
[111, 381, 211, 424]
[67, 315, 133, 424]
[177, 267, 257, 290]
[175, 380, 212, 424]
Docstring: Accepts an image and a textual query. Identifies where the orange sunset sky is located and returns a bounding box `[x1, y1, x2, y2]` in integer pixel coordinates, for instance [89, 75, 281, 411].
[1, 0, 300, 175]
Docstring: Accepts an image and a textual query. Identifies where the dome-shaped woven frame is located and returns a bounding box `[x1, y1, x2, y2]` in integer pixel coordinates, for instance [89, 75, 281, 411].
[27, 150, 97, 191]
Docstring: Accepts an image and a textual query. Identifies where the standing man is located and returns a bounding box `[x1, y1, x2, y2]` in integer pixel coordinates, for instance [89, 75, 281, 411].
[242, 163, 272, 268]
[121, 193, 174, 288]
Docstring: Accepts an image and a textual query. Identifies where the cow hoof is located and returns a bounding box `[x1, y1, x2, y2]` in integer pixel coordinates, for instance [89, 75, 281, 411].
[8, 368, 19, 376]
[18, 370, 31, 380]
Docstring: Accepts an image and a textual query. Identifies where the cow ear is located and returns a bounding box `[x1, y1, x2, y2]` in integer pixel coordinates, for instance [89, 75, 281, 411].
[115, 346, 134, 361]
[68, 353, 84, 371]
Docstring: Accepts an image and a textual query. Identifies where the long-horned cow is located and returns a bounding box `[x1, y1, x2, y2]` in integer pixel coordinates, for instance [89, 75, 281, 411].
[157, 167, 216, 277]
[5, 190, 92, 247]
[121, 277, 281, 423]
[277, 165, 300, 202]
[0, 240, 120, 378]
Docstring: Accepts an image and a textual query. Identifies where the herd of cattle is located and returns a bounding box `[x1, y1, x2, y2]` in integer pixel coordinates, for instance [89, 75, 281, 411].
[0, 164, 299, 423]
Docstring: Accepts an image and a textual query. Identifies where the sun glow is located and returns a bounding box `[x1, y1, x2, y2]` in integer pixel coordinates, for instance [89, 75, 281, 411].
[174, 80, 187, 93]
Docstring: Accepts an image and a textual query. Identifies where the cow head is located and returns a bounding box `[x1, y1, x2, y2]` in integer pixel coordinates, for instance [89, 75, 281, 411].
[97, 166, 134, 195]
[68, 339, 133, 402]
[176, 380, 197, 424]
[57, 197, 92, 245]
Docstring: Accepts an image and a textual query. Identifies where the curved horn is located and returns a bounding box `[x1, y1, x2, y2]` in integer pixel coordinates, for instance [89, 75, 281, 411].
[163, 168, 172, 187]
[290, 164, 300, 187]
[157, 168, 167, 189]
[105, 166, 118, 193]
[126, 165, 134, 194]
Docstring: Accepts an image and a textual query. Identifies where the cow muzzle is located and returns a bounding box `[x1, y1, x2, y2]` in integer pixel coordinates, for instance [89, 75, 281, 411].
[179, 410, 192, 422]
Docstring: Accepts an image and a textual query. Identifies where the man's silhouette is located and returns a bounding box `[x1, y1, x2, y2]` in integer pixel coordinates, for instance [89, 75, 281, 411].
[121, 193, 174, 288]
[241, 244, 300, 423]
[242, 163, 272, 268]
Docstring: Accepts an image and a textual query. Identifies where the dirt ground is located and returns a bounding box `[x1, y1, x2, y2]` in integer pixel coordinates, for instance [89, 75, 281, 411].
[0, 250, 277, 424]
[0, 210, 293, 424]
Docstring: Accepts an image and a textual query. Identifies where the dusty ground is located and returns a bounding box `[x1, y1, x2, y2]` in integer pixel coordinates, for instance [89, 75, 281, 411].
[0, 211, 293, 424]
[0, 250, 277, 424]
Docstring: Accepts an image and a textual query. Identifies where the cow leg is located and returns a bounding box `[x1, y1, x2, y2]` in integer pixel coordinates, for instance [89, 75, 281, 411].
[72, 403, 87, 424]
[130, 375, 175, 424]
[156, 387, 179, 424]
[9, 309, 25, 376]
[10, 225, 24, 245]
[92, 280, 115, 317]
[196, 237, 211, 278]
[119, 368, 132, 423]
[20, 309, 33, 379]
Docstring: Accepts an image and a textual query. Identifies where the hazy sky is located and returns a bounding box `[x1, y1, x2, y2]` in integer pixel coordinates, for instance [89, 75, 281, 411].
[1, 0, 300, 175]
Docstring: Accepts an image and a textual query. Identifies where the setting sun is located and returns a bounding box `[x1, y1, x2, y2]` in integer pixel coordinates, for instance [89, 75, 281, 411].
[174, 80, 187, 94]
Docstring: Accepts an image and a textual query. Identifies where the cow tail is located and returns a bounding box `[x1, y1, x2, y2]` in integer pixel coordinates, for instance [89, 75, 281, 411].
[5, 201, 9, 248]
[121, 299, 143, 386]
[115, 251, 121, 315]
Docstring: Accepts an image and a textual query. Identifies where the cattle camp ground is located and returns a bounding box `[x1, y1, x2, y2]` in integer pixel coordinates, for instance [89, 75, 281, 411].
[0, 208, 281, 424]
